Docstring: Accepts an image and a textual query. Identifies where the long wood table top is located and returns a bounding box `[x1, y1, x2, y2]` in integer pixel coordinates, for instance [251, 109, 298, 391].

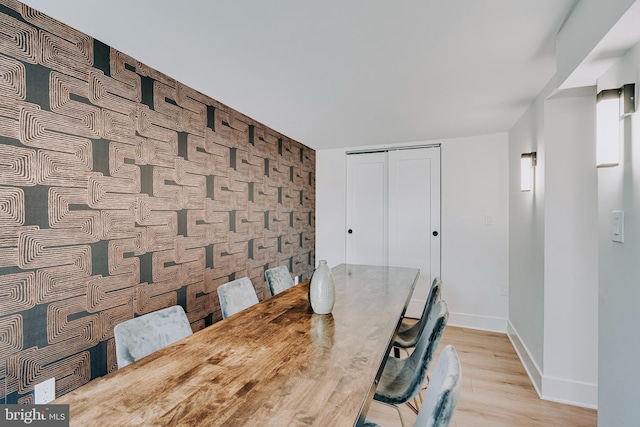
[54, 264, 419, 426]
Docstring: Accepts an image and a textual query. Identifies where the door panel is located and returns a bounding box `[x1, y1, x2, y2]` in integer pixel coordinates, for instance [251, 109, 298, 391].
[346, 152, 387, 266]
[389, 148, 440, 317]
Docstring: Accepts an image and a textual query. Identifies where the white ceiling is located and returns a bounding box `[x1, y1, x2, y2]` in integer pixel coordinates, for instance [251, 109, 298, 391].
[20, 0, 578, 151]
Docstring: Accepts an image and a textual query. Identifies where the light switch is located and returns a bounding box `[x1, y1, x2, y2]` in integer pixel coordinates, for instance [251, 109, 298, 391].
[612, 211, 624, 243]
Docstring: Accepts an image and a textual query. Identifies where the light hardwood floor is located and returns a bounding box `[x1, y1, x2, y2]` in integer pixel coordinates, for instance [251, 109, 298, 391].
[366, 326, 597, 427]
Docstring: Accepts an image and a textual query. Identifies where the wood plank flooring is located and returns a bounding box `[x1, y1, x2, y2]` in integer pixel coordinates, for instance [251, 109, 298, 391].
[366, 326, 597, 427]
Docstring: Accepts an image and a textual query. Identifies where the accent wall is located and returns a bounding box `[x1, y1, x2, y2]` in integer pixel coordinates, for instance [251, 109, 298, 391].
[0, 0, 315, 404]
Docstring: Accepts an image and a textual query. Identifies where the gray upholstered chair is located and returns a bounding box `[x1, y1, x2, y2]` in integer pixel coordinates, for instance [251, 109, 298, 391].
[217, 276, 259, 319]
[414, 345, 462, 426]
[395, 277, 442, 357]
[113, 305, 193, 369]
[364, 344, 462, 427]
[372, 299, 449, 427]
[265, 265, 295, 296]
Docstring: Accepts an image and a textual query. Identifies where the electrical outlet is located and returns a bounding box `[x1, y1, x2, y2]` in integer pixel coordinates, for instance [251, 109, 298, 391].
[35, 377, 55, 404]
[294, 275, 299, 284]
[500, 285, 509, 297]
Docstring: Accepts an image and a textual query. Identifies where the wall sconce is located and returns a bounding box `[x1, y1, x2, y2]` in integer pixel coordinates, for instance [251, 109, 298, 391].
[521, 152, 536, 192]
[596, 83, 635, 167]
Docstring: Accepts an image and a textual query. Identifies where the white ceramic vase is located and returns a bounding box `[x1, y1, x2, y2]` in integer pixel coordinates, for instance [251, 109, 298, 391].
[309, 260, 335, 314]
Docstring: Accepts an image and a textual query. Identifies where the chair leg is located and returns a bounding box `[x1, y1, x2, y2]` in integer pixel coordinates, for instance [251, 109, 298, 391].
[406, 399, 419, 415]
[376, 401, 407, 427]
[417, 373, 431, 404]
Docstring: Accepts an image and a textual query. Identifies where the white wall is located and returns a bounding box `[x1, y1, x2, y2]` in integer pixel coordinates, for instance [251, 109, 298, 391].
[595, 40, 640, 426]
[440, 134, 509, 332]
[316, 134, 510, 332]
[507, 80, 551, 392]
[543, 91, 599, 407]
[551, 0, 640, 420]
[316, 149, 347, 269]
[507, 79, 600, 408]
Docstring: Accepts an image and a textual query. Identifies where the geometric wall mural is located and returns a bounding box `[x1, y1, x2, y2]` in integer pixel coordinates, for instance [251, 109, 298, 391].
[0, 0, 315, 404]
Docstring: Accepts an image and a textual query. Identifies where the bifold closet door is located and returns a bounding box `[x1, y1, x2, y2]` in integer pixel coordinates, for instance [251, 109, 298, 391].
[346, 147, 440, 318]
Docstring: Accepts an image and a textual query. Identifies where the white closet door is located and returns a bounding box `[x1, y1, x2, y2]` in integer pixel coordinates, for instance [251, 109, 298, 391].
[346, 152, 387, 266]
[388, 147, 440, 317]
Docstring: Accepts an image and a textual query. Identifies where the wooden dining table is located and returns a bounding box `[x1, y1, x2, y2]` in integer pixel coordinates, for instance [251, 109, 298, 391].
[54, 264, 420, 426]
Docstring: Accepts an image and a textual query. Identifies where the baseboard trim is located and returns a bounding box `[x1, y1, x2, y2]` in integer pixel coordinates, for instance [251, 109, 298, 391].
[507, 320, 543, 397]
[448, 312, 507, 333]
[541, 376, 598, 409]
[506, 322, 598, 409]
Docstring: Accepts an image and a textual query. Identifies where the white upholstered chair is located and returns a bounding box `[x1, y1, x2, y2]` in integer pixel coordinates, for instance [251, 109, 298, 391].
[217, 276, 259, 319]
[265, 265, 295, 296]
[113, 305, 193, 369]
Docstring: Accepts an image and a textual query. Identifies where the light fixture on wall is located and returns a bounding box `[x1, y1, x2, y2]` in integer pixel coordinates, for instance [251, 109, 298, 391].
[596, 83, 635, 168]
[520, 152, 536, 192]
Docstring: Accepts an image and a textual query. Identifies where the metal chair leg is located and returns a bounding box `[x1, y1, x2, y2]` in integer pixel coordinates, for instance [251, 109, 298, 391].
[417, 373, 431, 404]
[406, 399, 419, 414]
[376, 401, 407, 427]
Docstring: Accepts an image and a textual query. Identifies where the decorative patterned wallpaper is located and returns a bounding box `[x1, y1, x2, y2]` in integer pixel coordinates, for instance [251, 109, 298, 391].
[0, 0, 315, 404]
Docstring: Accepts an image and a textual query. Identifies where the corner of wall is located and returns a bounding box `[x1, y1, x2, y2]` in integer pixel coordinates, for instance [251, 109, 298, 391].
[507, 320, 543, 396]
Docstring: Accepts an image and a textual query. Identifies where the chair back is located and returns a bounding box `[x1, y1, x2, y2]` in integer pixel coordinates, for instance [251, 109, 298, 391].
[217, 277, 259, 318]
[114, 305, 193, 369]
[412, 277, 442, 344]
[413, 345, 462, 427]
[427, 277, 442, 313]
[404, 299, 449, 402]
[265, 265, 295, 296]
